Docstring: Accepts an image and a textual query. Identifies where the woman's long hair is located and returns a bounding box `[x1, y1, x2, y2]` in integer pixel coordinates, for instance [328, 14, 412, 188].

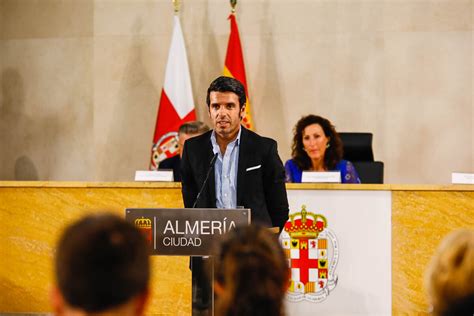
[213, 225, 289, 316]
[291, 115, 343, 170]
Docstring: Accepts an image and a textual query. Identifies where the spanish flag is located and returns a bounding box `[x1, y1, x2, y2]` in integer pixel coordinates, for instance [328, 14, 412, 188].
[223, 13, 254, 130]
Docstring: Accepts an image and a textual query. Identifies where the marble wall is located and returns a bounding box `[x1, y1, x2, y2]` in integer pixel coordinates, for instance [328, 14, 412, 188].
[0, 0, 473, 183]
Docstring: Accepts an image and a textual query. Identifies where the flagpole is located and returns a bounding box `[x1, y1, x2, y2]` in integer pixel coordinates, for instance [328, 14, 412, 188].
[230, 0, 236, 14]
[173, 0, 180, 14]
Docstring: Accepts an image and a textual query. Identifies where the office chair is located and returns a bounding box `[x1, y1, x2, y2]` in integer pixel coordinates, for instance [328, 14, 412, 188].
[339, 132, 384, 184]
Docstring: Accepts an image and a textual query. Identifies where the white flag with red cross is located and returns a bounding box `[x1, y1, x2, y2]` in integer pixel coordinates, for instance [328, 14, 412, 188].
[150, 15, 195, 170]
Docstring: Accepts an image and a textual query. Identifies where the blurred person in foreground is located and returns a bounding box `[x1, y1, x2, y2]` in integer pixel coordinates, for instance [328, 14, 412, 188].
[212, 225, 289, 316]
[158, 121, 210, 182]
[285, 114, 360, 183]
[425, 229, 474, 316]
[51, 213, 150, 316]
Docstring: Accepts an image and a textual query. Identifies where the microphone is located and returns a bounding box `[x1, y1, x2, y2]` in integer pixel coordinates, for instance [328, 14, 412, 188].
[192, 153, 218, 208]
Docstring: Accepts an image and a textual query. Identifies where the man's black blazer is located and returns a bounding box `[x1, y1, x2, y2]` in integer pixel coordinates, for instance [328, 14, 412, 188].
[181, 127, 289, 229]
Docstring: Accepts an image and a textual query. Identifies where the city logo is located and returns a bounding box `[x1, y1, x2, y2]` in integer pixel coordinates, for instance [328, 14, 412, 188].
[280, 205, 339, 303]
[134, 216, 153, 245]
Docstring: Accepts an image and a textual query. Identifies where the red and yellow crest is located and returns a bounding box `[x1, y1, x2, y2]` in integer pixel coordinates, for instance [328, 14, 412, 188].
[280, 205, 339, 303]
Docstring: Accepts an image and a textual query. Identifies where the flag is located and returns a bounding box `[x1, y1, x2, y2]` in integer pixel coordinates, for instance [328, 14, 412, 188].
[150, 15, 195, 170]
[223, 13, 254, 130]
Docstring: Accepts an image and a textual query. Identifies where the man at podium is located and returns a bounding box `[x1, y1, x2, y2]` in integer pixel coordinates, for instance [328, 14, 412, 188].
[181, 76, 289, 229]
[181, 76, 289, 314]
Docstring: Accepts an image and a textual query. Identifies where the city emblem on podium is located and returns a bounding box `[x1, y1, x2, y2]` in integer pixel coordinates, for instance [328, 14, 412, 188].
[151, 131, 179, 169]
[280, 205, 339, 303]
[134, 216, 153, 245]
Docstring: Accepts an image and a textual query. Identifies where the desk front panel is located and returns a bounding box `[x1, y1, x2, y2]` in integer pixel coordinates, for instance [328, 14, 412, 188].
[0, 183, 190, 315]
[1, 182, 473, 315]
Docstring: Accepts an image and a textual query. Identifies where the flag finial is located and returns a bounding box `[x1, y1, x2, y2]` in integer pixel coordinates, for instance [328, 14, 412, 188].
[173, 0, 180, 13]
[230, 0, 237, 14]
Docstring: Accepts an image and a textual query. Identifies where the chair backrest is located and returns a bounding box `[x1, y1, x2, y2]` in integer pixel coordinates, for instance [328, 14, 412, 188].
[339, 132, 384, 184]
[339, 133, 374, 162]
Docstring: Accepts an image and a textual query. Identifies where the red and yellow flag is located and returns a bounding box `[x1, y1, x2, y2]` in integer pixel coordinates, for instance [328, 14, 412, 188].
[223, 13, 254, 130]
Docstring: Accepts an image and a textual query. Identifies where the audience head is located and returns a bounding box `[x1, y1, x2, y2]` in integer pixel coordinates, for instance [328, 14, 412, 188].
[212, 225, 289, 316]
[291, 114, 343, 170]
[206, 76, 246, 109]
[424, 229, 474, 316]
[52, 213, 150, 315]
[178, 121, 210, 157]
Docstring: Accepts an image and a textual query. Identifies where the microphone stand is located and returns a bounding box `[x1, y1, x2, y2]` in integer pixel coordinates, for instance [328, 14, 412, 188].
[192, 153, 218, 208]
[190, 152, 218, 316]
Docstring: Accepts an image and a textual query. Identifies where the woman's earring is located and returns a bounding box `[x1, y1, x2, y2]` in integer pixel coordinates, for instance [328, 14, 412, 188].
[326, 143, 330, 149]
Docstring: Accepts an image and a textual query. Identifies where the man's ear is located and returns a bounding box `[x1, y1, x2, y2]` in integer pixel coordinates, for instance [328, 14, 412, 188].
[240, 106, 246, 120]
[214, 281, 225, 296]
[50, 286, 65, 315]
[133, 288, 151, 316]
[283, 269, 291, 292]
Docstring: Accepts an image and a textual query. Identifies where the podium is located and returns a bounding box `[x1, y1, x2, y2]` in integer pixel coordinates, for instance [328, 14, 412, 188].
[125, 207, 250, 315]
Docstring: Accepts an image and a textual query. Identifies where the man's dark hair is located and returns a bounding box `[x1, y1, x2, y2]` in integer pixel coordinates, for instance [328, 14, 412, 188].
[440, 294, 474, 316]
[206, 76, 246, 109]
[178, 121, 210, 135]
[55, 213, 150, 312]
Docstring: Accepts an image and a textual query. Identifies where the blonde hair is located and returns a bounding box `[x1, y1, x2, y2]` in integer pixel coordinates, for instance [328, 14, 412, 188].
[424, 229, 474, 316]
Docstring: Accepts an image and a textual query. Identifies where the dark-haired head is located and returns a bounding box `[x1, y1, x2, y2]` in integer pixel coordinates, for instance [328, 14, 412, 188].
[177, 121, 210, 157]
[206, 76, 246, 109]
[291, 115, 343, 170]
[213, 225, 289, 316]
[178, 120, 210, 136]
[53, 213, 150, 314]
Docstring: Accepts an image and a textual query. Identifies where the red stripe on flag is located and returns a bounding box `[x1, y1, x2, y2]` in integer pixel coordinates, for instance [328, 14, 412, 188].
[153, 89, 180, 143]
[152, 89, 196, 144]
[224, 14, 254, 130]
[225, 14, 248, 94]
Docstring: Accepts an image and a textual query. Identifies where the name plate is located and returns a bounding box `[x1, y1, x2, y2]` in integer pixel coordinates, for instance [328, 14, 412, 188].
[452, 172, 474, 184]
[302, 171, 341, 183]
[134, 170, 174, 182]
[125, 208, 250, 256]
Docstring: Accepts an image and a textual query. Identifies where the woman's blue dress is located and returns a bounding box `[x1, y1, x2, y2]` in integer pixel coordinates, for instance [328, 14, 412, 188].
[284, 159, 361, 183]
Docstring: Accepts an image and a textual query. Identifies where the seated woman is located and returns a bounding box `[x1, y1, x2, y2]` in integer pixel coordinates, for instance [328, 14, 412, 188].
[212, 225, 289, 316]
[285, 115, 361, 183]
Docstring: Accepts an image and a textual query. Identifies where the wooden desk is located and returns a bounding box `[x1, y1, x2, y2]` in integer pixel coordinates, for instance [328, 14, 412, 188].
[0, 182, 473, 314]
